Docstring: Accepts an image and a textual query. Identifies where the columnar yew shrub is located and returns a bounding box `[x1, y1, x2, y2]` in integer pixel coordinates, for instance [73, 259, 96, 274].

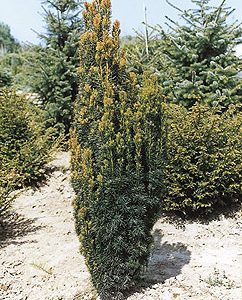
[162, 103, 242, 214]
[71, 0, 164, 298]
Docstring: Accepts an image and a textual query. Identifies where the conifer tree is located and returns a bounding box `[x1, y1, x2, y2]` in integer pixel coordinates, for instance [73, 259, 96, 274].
[71, 0, 164, 297]
[0, 22, 19, 87]
[29, 0, 83, 135]
[159, 0, 242, 107]
[0, 22, 19, 55]
[124, 33, 176, 86]
[124, 33, 161, 75]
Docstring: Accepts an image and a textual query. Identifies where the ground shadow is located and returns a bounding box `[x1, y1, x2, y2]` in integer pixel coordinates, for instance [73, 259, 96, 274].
[0, 212, 43, 249]
[160, 201, 242, 226]
[146, 229, 191, 282]
[125, 229, 191, 298]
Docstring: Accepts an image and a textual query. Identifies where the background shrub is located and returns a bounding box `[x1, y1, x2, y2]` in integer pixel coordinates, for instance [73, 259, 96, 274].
[162, 102, 242, 215]
[71, 0, 164, 298]
[0, 89, 57, 218]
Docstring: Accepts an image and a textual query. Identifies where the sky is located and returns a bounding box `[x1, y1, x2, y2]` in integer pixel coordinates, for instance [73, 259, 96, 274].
[0, 0, 241, 46]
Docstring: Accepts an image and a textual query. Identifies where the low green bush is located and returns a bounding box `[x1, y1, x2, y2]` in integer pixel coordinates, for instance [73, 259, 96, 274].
[162, 103, 242, 215]
[0, 89, 56, 218]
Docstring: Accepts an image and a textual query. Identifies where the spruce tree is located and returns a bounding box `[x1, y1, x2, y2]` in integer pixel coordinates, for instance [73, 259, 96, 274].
[159, 0, 242, 107]
[124, 33, 176, 87]
[28, 0, 83, 136]
[71, 0, 164, 297]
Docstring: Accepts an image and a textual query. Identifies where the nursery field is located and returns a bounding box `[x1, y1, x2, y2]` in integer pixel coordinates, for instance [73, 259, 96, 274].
[1, 0, 242, 299]
[0, 152, 241, 300]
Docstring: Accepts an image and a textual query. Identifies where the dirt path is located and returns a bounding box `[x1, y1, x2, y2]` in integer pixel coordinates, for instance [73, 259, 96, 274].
[0, 152, 241, 300]
[0, 152, 91, 300]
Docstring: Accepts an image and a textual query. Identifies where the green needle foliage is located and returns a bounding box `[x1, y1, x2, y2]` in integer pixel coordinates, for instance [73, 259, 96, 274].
[157, 0, 242, 107]
[0, 89, 57, 219]
[0, 22, 19, 87]
[162, 102, 242, 215]
[0, 68, 12, 88]
[0, 22, 19, 55]
[25, 0, 83, 136]
[71, 0, 164, 298]
[0, 164, 17, 220]
[124, 33, 175, 86]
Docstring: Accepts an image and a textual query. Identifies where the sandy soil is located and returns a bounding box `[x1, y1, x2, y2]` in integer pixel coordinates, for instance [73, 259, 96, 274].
[0, 152, 241, 300]
[0, 153, 92, 300]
